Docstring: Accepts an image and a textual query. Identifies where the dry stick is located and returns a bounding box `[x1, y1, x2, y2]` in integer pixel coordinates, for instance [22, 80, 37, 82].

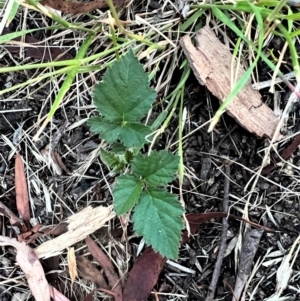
[233, 229, 263, 301]
[205, 164, 231, 301]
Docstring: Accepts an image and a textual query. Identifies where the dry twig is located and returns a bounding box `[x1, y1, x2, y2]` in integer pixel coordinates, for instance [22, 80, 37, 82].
[233, 229, 263, 300]
[205, 163, 231, 301]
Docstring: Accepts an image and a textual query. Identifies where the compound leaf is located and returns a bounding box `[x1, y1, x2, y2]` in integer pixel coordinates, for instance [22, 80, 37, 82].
[133, 188, 184, 259]
[87, 117, 120, 143]
[111, 143, 127, 154]
[113, 175, 143, 215]
[88, 118, 150, 148]
[93, 50, 156, 122]
[88, 51, 155, 148]
[100, 149, 127, 173]
[119, 123, 151, 148]
[132, 151, 180, 185]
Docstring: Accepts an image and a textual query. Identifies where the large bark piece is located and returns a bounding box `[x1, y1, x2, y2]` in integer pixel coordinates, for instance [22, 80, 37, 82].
[180, 26, 280, 139]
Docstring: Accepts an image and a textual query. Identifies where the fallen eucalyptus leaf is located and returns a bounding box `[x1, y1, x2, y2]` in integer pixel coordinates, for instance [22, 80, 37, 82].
[0, 236, 50, 301]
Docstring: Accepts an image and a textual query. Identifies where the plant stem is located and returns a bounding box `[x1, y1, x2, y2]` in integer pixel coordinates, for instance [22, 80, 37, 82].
[277, 22, 300, 82]
[264, 0, 288, 27]
[105, 0, 123, 33]
[0, 66, 73, 96]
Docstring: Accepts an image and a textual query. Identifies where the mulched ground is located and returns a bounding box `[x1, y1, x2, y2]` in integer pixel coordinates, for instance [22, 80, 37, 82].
[1, 1, 300, 301]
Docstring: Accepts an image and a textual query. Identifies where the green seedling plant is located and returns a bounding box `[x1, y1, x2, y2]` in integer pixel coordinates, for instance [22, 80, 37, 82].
[0, 0, 168, 141]
[87, 50, 184, 259]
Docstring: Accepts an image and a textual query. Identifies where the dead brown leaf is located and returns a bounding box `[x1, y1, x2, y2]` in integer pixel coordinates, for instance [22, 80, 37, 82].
[180, 26, 281, 139]
[85, 236, 122, 301]
[40, 0, 127, 15]
[17, 231, 32, 242]
[122, 247, 166, 301]
[76, 255, 108, 288]
[185, 212, 274, 238]
[122, 212, 274, 301]
[2, 28, 73, 62]
[43, 256, 59, 284]
[40, 222, 68, 236]
[262, 132, 300, 175]
[0, 236, 50, 301]
[25, 223, 68, 244]
[15, 152, 30, 222]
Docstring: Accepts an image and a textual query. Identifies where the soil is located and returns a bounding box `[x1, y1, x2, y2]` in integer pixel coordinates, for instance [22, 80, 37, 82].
[1, 2, 300, 301]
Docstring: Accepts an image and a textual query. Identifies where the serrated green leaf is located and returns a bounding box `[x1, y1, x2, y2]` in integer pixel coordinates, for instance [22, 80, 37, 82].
[132, 150, 180, 185]
[110, 145, 133, 164]
[87, 117, 120, 143]
[88, 117, 151, 148]
[100, 149, 126, 173]
[93, 50, 156, 122]
[124, 150, 134, 164]
[113, 175, 143, 215]
[111, 143, 127, 154]
[119, 123, 151, 148]
[133, 188, 184, 259]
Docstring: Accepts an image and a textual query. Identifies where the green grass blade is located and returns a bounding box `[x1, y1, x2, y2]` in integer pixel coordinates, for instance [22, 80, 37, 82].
[0, 39, 135, 73]
[209, 5, 294, 92]
[0, 66, 73, 96]
[6, 0, 19, 26]
[264, 0, 287, 27]
[0, 0, 16, 33]
[180, 8, 206, 31]
[48, 34, 94, 119]
[277, 23, 300, 81]
[0, 25, 63, 44]
[149, 67, 190, 150]
[33, 33, 95, 140]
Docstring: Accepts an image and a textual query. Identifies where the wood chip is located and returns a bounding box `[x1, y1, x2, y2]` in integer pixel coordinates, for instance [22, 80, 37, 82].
[67, 247, 78, 283]
[34, 205, 115, 258]
[180, 26, 281, 139]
